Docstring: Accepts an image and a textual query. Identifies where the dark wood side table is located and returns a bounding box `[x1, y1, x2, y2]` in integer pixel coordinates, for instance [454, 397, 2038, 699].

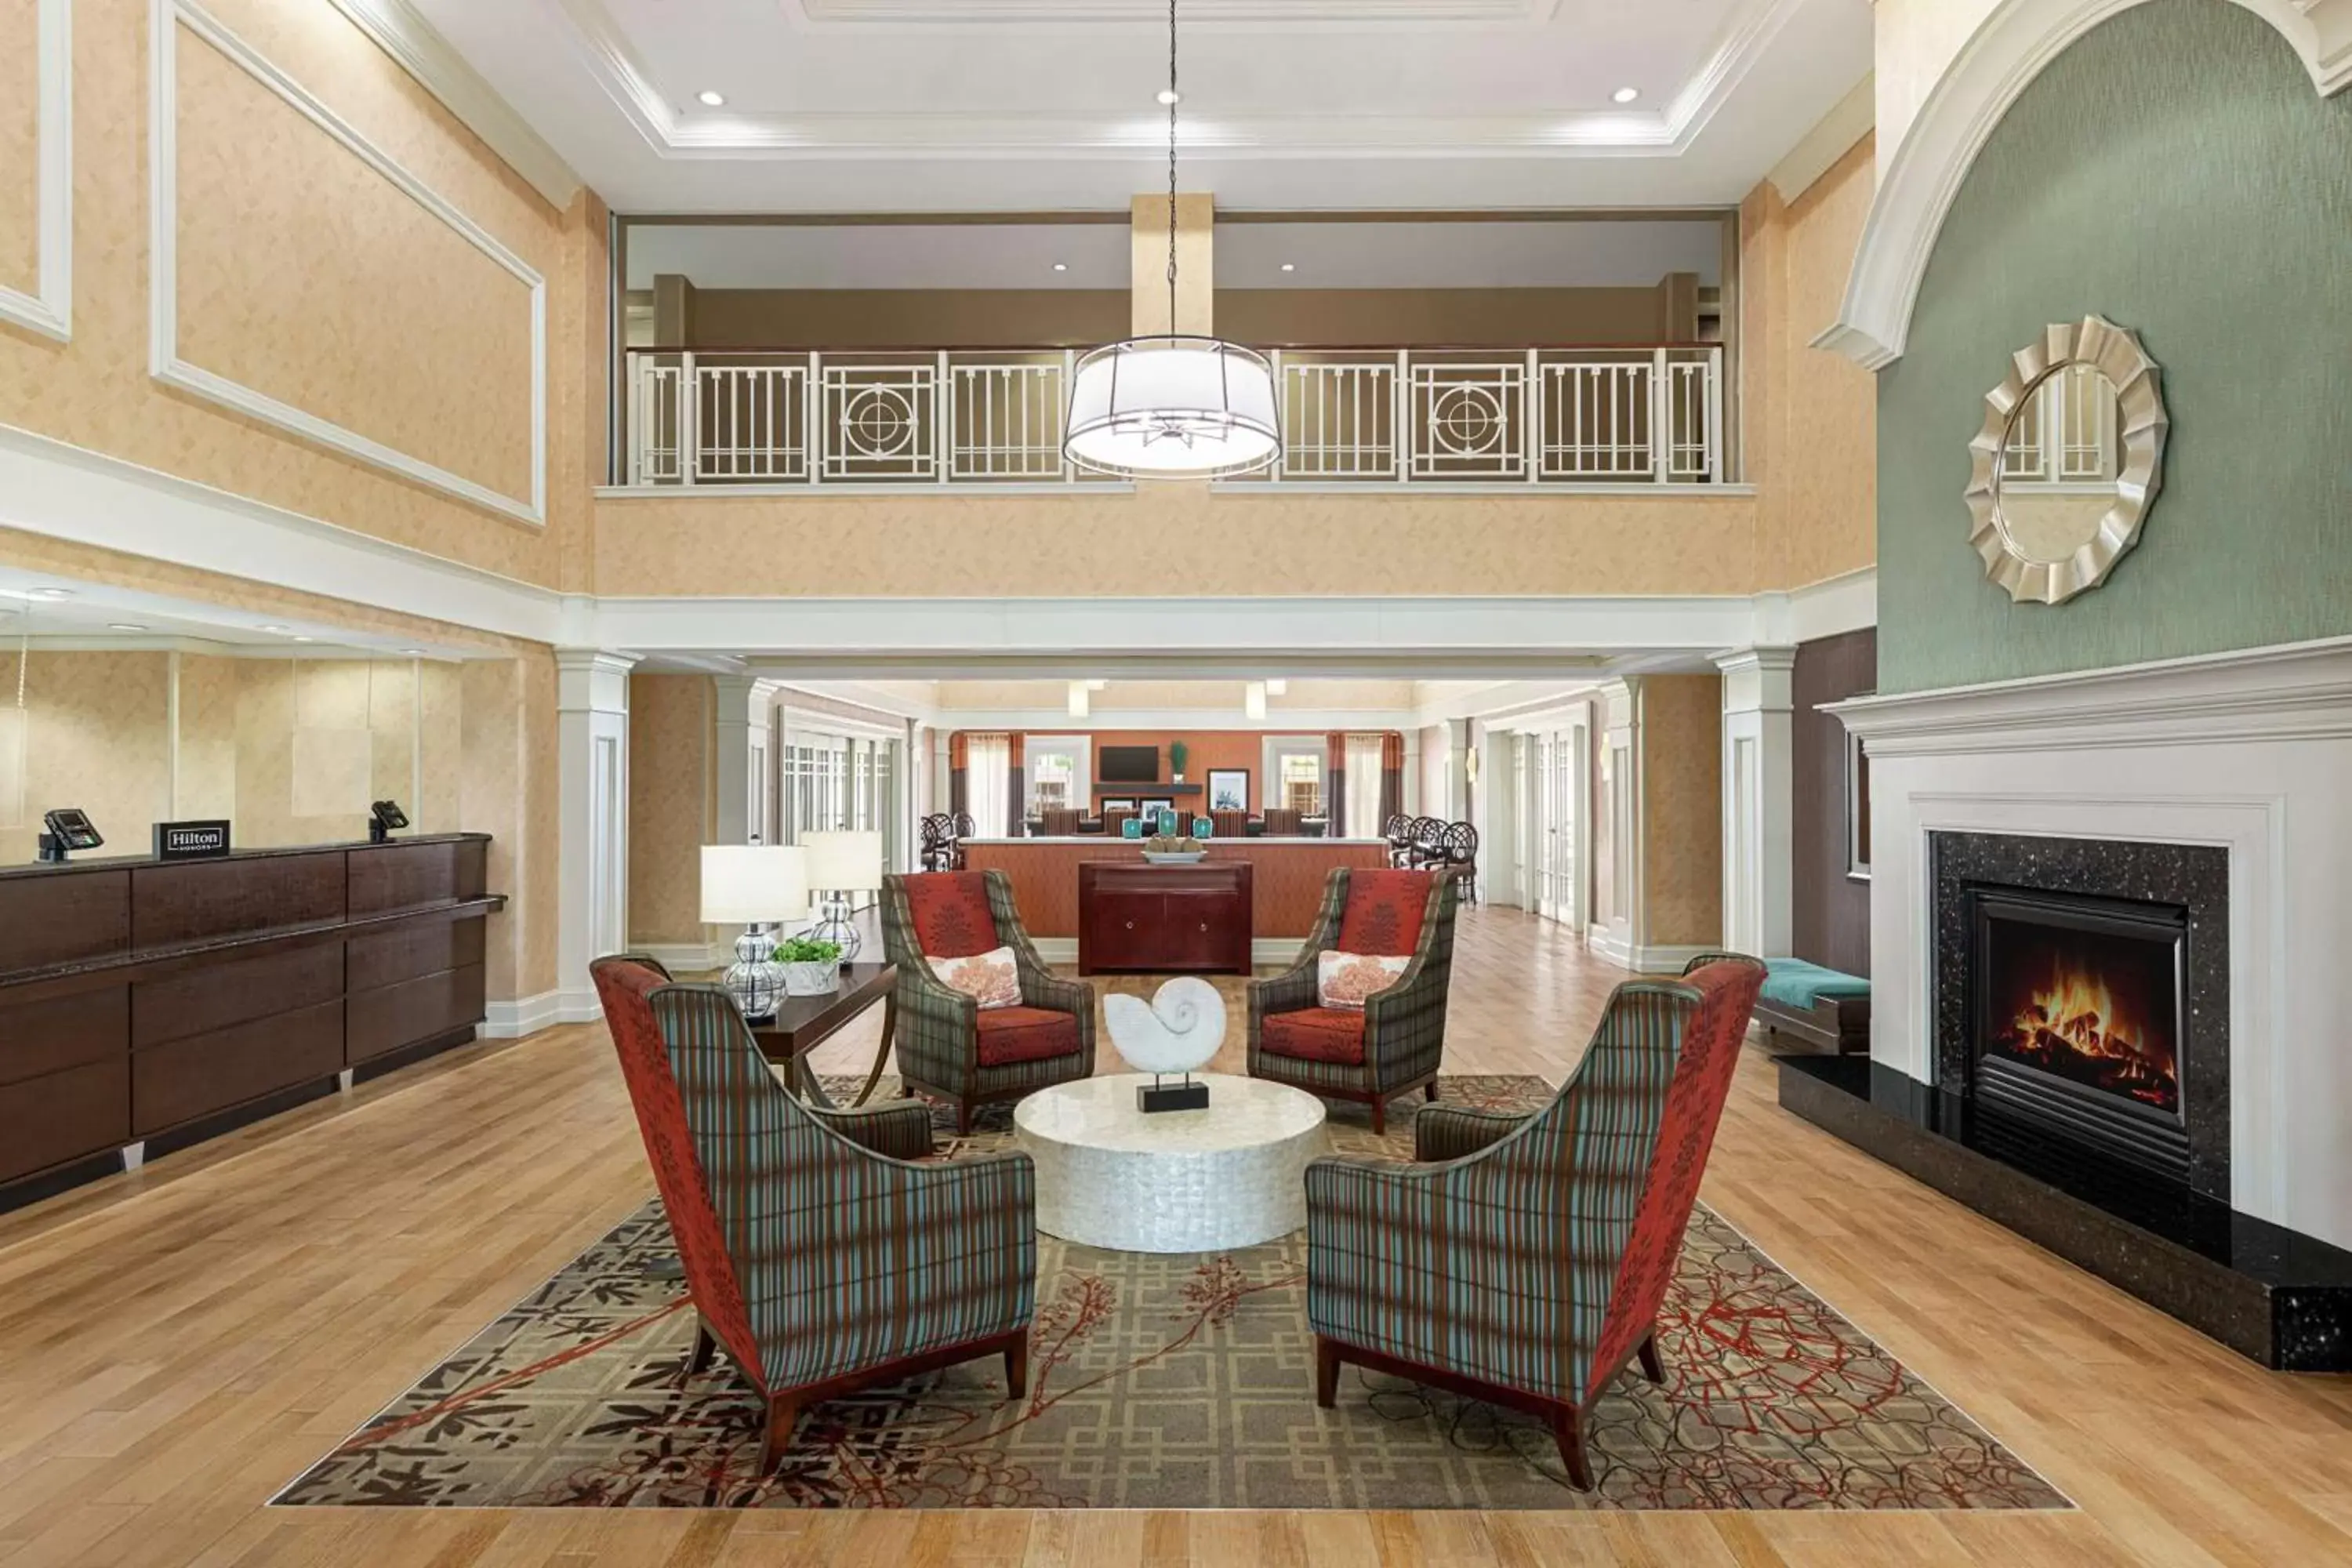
[749, 961, 898, 1109]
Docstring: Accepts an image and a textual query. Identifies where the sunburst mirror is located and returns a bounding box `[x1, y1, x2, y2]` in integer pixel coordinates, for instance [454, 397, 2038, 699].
[1965, 316, 2169, 605]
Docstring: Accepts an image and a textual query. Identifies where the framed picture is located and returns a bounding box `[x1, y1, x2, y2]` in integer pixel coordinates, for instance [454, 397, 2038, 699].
[1844, 721, 1872, 880]
[1207, 769, 1250, 813]
[1099, 797, 1136, 814]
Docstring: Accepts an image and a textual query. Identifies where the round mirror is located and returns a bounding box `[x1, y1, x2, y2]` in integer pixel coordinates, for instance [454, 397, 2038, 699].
[1965, 317, 2167, 604]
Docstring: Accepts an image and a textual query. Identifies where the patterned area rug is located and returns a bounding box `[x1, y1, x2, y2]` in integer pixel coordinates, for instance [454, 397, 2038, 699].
[276, 1075, 2067, 1512]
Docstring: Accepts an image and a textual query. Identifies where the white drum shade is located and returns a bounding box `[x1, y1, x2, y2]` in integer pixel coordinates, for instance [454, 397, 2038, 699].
[803, 829, 884, 893]
[701, 844, 809, 925]
[1064, 336, 1280, 478]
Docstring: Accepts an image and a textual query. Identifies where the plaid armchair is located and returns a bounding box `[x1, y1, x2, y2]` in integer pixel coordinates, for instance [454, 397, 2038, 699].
[1247, 868, 1458, 1134]
[1304, 954, 1766, 1490]
[880, 870, 1097, 1134]
[589, 957, 1036, 1475]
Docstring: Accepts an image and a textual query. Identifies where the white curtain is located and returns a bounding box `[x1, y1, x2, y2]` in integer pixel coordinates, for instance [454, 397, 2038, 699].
[965, 731, 1010, 836]
[1345, 734, 1385, 840]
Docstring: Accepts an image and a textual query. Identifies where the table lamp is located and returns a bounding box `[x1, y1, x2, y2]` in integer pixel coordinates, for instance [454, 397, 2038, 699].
[701, 844, 809, 1022]
[802, 829, 883, 962]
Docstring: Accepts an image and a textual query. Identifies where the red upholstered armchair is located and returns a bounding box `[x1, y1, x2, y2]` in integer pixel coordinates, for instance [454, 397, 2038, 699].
[880, 870, 1097, 1134]
[1247, 868, 1459, 1134]
[588, 957, 1036, 1475]
[1304, 956, 1765, 1489]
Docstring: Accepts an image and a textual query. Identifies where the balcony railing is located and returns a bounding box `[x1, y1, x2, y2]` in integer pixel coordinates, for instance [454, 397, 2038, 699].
[622, 344, 1726, 489]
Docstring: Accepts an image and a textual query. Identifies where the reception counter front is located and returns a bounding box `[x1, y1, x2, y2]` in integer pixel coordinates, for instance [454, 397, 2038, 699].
[0, 834, 505, 1210]
[960, 837, 1388, 966]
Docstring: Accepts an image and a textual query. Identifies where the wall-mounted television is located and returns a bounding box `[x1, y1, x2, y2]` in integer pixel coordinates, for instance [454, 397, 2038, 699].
[1098, 745, 1160, 783]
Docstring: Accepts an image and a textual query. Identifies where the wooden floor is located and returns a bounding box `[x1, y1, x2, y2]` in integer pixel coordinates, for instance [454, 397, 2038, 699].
[2, 909, 2348, 1566]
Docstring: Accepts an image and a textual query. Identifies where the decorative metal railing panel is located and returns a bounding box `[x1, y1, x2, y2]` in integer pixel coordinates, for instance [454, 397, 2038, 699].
[623, 344, 1723, 488]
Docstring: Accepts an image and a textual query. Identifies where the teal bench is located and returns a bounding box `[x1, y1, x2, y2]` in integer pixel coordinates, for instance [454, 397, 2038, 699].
[1755, 958, 1871, 1054]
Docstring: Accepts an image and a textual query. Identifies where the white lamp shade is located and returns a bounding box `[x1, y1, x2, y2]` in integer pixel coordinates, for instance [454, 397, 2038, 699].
[1064, 336, 1279, 478]
[802, 829, 884, 893]
[701, 844, 809, 925]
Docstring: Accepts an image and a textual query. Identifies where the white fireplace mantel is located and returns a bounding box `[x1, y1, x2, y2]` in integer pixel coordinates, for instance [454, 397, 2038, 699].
[1828, 634, 2352, 1251]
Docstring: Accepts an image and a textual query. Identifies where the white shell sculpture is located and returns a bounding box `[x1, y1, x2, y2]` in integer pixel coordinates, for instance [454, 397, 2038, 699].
[1103, 976, 1226, 1077]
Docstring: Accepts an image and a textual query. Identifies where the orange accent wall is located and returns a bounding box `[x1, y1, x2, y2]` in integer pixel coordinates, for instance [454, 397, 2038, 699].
[1076, 730, 1271, 807]
[962, 840, 1388, 940]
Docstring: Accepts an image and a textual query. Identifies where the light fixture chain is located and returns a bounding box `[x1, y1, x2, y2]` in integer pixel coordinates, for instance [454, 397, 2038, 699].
[1167, 0, 1178, 336]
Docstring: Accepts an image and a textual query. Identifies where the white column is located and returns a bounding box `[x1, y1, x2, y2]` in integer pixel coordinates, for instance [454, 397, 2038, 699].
[713, 677, 779, 847]
[557, 650, 636, 1022]
[1592, 680, 1642, 968]
[1715, 648, 1797, 960]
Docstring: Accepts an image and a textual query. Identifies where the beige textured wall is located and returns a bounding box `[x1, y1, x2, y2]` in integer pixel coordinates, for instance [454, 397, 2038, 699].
[459, 652, 559, 1002]
[597, 486, 1762, 597]
[628, 673, 715, 947]
[0, 0, 600, 590]
[1637, 673, 1723, 947]
[1875, 0, 2003, 169]
[687, 289, 1129, 350]
[0, 650, 175, 864]
[1740, 135, 1879, 590]
[1135, 194, 1214, 336]
[0, 0, 38, 298]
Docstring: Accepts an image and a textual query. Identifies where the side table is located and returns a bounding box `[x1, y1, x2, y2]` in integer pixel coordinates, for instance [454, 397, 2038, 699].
[749, 961, 898, 1109]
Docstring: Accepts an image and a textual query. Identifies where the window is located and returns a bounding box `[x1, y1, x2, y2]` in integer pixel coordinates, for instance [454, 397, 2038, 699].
[1025, 739, 1086, 814]
[1279, 753, 1323, 815]
[1344, 734, 1385, 838]
[966, 732, 1011, 837]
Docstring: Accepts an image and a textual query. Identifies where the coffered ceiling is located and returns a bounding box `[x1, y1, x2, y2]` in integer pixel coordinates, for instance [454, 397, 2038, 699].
[401, 0, 1873, 212]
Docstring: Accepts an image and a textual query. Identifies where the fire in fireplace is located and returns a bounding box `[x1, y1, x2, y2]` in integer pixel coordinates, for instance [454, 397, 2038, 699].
[1966, 884, 2190, 1181]
[1985, 920, 2180, 1115]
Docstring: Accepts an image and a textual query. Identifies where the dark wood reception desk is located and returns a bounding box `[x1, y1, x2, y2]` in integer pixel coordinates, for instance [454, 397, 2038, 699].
[0, 834, 505, 1211]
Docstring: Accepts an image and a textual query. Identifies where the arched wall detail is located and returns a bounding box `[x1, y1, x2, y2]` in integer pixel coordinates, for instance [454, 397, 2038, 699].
[1817, 0, 2352, 369]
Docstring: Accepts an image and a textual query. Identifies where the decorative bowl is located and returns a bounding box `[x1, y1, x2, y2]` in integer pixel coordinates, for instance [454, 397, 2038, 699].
[1142, 850, 1208, 864]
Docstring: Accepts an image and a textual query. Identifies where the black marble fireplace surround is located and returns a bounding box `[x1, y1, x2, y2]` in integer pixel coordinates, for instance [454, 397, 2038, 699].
[1778, 831, 2352, 1372]
[1933, 831, 2228, 1200]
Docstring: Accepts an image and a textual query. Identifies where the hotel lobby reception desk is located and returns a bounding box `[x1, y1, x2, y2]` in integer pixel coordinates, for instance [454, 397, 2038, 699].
[961, 837, 1388, 968]
[0, 834, 505, 1210]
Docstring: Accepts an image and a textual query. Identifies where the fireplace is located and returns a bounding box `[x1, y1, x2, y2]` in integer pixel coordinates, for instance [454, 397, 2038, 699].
[1932, 830, 2229, 1206]
[1969, 886, 2187, 1181]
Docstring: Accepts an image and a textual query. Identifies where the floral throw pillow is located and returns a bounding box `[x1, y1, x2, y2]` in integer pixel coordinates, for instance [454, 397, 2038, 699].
[931, 946, 1022, 1010]
[1316, 950, 1410, 1011]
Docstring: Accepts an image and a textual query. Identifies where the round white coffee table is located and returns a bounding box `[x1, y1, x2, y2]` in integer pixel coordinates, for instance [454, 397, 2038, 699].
[1013, 1073, 1329, 1253]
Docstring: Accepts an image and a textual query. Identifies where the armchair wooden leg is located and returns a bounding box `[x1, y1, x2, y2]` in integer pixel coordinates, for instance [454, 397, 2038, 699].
[688, 1321, 717, 1376]
[1425, 1081, 1440, 1102]
[956, 1098, 975, 1137]
[1637, 1333, 1665, 1385]
[1370, 1098, 1386, 1137]
[1315, 1337, 1341, 1409]
[1004, 1335, 1029, 1400]
[757, 1395, 801, 1475]
[1551, 1403, 1594, 1491]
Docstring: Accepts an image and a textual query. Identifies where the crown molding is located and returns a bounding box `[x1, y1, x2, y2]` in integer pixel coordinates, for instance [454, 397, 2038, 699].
[552, 0, 1823, 162]
[788, 0, 1561, 24]
[323, 0, 584, 209]
[1820, 0, 2352, 369]
[0, 0, 71, 343]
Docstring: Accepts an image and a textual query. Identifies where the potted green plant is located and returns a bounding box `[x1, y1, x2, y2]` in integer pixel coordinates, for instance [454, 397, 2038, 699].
[773, 935, 844, 996]
[1169, 740, 1189, 783]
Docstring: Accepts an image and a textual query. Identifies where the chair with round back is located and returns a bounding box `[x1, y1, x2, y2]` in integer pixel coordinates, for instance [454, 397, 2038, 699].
[1408, 816, 1446, 869]
[1440, 820, 1480, 904]
[1383, 814, 1414, 868]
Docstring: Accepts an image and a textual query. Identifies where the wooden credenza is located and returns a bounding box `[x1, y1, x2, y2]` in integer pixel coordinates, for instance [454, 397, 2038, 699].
[1078, 861, 1252, 975]
[0, 834, 504, 1210]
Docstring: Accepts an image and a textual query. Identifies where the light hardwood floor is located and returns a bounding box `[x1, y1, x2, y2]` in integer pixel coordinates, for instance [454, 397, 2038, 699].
[1, 908, 2347, 1567]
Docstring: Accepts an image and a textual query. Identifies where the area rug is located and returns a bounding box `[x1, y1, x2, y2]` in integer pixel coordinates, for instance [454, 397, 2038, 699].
[276, 1075, 2067, 1512]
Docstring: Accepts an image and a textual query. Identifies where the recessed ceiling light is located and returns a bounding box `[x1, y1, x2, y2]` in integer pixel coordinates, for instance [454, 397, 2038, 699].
[1612, 86, 1641, 104]
[108, 622, 149, 633]
[1053, 262, 1068, 272]
[402, 648, 429, 657]
[697, 89, 726, 107]
[1156, 89, 1181, 107]
[1279, 263, 1296, 273]
[259, 624, 292, 634]
[291, 635, 315, 643]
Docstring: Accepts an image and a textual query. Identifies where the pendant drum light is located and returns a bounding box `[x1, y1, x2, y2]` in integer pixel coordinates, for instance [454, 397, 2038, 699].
[1063, 0, 1280, 479]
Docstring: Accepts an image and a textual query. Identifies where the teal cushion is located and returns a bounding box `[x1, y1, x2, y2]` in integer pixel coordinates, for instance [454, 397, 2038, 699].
[1760, 958, 1871, 1010]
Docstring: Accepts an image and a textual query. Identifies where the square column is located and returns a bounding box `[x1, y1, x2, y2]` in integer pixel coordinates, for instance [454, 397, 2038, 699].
[713, 676, 781, 848]
[557, 650, 637, 1021]
[1715, 648, 1797, 960]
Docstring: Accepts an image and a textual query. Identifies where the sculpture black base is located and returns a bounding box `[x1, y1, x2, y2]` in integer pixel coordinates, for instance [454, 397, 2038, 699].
[1138, 1080, 1210, 1113]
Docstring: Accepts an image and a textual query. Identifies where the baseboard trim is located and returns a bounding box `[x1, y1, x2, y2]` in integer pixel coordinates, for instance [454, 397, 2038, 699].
[1589, 931, 1711, 975]
[483, 990, 561, 1039]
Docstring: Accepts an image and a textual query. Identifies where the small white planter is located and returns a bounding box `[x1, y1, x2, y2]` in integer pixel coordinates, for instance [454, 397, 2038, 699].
[782, 961, 837, 997]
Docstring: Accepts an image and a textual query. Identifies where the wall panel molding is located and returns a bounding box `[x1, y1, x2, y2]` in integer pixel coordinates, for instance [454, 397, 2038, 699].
[1819, 0, 2352, 369]
[0, 0, 71, 342]
[148, 0, 549, 527]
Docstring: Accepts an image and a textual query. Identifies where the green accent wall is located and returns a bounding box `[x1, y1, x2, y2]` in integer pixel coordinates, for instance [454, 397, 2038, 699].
[1877, 0, 2352, 693]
